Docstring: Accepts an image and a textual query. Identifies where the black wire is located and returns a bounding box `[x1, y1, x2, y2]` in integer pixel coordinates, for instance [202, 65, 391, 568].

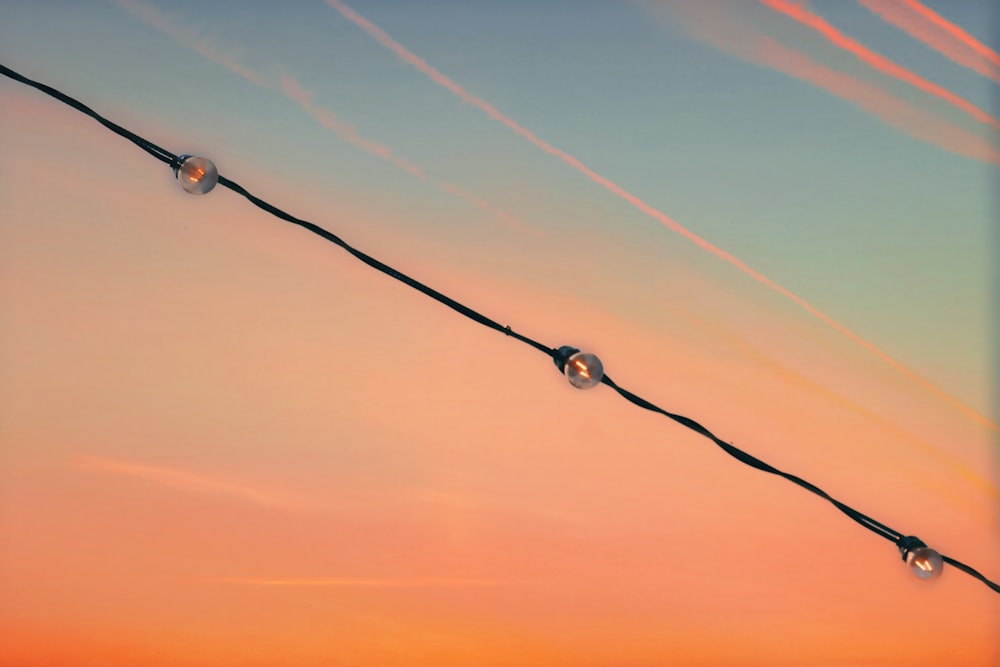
[599, 375, 903, 543]
[942, 556, 1000, 594]
[0, 63, 176, 166]
[217, 175, 556, 357]
[2, 61, 996, 595]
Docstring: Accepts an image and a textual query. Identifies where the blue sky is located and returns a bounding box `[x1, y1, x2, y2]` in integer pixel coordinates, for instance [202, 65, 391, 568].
[6, 0, 985, 410]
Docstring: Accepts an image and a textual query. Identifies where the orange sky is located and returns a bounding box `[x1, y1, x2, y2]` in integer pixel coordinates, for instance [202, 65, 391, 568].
[1, 1, 998, 664]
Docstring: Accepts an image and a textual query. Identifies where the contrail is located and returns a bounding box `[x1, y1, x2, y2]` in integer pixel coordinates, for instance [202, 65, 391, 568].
[902, 0, 1000, 67]
[759, 0, 1000, 131]
[661, 1, 1000, 165]
[110, 0, 526, 232]
[857, 0, 1000, 85]
[276, 73, 424, 178]
[753, 37, 1000, 166]
[324, 0, 998, 431]
[282, 73, 531, 229]
[438, 181, 540, 235]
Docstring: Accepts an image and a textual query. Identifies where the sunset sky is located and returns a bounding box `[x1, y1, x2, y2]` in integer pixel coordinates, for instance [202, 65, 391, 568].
[1, 0, 997, 664]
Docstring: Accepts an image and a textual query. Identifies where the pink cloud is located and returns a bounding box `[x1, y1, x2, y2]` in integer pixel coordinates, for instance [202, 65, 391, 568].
[759, 0, 1000, 130]
[858, 0, 1000, 84]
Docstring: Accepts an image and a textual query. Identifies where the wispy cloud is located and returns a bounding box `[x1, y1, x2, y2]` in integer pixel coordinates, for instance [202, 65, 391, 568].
[759, 0, 1000, 130]
[110, 0, 526, 232]
[659, 2, 1000, 167]
[205, 576, 519, 588]
[857, 0, 1000, 85]
[111, 0, 270, 88]
[276, 73, 425, 178]
[901, 0, 1000, 67]
[437, 182, 540, 236]
[75, 456, 305, 509]
[754, 36, 1000, 165]
[325, 0, 998, 431]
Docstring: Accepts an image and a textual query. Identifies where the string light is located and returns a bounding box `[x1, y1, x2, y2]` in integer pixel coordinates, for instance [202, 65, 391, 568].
[173, 154, 218, 194]
[553, 346, 604, 389]
[898, 536, 944, 581]
[2, 61, 997, 595]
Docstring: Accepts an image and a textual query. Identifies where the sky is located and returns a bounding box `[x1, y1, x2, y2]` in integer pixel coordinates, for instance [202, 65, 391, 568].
[0, 0, 998, 664]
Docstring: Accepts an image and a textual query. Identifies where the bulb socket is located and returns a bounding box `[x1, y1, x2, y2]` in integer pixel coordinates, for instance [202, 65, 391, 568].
[553, 346, 580, 373]
[172, 153, 193, 176]
[897, 535, 928, 562]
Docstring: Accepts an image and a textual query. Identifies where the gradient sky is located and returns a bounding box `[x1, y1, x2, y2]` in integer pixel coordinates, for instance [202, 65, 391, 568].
[1, 1, 997, 665]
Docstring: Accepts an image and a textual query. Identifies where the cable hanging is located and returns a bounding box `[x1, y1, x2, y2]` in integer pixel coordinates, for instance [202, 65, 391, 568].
[2, 61, 996, 595]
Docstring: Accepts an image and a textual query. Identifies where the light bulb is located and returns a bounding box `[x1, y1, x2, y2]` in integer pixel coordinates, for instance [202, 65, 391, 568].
[897, 536, 944, 582]
[174, 154, 218, 194]
[906, 547, 944, 581]
[565, 351, 603, 389]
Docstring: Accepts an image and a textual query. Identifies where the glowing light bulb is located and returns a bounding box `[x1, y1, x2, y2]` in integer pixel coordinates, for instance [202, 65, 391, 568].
[897, 536, 944, 582]
[562, 350, 603, 389]
[906, 547, 944, 581]
[173, 154, 218, 195]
